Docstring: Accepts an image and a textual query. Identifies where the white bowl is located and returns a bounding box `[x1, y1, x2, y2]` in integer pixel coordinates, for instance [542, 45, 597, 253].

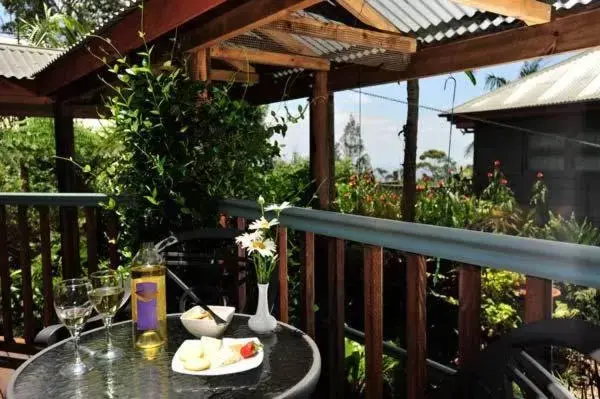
[180, 305, 235, 338]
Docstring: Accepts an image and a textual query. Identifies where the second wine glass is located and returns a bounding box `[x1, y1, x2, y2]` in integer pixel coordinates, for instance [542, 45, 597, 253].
[89, 269, 125, 361]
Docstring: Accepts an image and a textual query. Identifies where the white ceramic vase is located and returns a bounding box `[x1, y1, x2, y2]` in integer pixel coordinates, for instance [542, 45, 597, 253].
[248, 283, 277, 334]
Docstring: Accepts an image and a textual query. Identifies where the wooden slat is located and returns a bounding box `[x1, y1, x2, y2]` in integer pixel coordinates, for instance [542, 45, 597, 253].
[60, 207, 81, 278]
[84, 207, 98, 275]
[210, 47, 330, 71]
[236, 217, 247, 312]
[524, 276, 553, 322]
[277, 226, 289, 323]
[406, 254, 427, 399]
[302, 232, 315, 338]
[257, 29, 318, 56]
[264, 14, 416, 52]
[220, 59, 256, 73]
[328, 238, 345, 398]
[0, 206, 13, 344]
[458, 264, 481, 367]
[336, 0, 399, 32]
[37, 0, 227, 95]
[17, 205, 34, 345]
[185, 0, 322, 52]
[38, 206, 54, 327]
[364, 245, 383, 399]
[210, 69, 260, 85]
[107, 214, 119, 269]
[453, 0, 551, 25]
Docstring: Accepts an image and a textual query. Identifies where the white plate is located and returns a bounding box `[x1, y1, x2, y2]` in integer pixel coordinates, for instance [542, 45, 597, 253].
[171, 338, 263, 376]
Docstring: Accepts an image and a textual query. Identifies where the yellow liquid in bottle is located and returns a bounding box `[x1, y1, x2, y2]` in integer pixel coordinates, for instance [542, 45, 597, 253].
[131, 264, 167, 349]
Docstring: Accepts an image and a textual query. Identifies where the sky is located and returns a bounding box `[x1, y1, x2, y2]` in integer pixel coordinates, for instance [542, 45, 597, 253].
[267, 52, 573, 173]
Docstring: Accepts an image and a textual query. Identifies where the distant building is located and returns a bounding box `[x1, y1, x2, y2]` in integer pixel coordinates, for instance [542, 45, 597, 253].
[441, 48, 600, 225]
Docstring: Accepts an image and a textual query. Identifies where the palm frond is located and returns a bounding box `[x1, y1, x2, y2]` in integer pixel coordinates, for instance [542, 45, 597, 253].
[520, 59, 543, 78]
[484, 74, 509, 91]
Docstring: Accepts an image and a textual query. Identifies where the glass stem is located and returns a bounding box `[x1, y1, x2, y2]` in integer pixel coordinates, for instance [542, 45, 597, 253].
[73, 330, 82, 365]
[104, 317, 113, 352]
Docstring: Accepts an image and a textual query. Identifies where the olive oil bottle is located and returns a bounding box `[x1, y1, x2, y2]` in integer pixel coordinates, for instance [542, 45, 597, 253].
[131, 242, 167, 350]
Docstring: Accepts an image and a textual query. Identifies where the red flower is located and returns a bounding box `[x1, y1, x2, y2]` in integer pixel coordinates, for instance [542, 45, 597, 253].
[366, 195, 373, 202]
[438, 181, 445, 188]
[379, 194, 386, 201]
[422, 175, 430, 182]
[416, 185, 425, 192]
[487, 172, 493, 178]
[500, 178, 508, 185]
[494, 160, 501, 167]
[392, 193, 399, 201]
[536, 171, 544, 179]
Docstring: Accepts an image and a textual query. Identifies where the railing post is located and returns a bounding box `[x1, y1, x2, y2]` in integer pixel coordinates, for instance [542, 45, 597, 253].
[235, 217, 247, 313]
[84, 207, 98, 275]
[302, 232, 315, 338]
[277, 226, 288, 323]
[38, 206, 54, 327]
[17, 204, 34, 344]
[406, 254, 427, 399]
[364, 245, 383, 399]
[458, 264, 481, 367]
[524, 276, 553, 323]
[0, 205, 13, 344]
[328, 238, 345, 398]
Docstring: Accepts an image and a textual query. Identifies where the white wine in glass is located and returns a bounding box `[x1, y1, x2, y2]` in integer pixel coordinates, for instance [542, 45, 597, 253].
[90, 270, 125, 361]
[54, 278, 94, 377]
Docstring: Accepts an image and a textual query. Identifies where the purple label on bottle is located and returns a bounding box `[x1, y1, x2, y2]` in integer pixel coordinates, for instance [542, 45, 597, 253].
[136, 282, 158, 330]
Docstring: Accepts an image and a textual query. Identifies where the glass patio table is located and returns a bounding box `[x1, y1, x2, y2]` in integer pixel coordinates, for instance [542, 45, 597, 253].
[8, 314, 321, 398]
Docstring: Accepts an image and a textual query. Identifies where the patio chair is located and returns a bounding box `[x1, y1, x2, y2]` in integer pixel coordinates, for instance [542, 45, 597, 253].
[437, 319, 600, 398]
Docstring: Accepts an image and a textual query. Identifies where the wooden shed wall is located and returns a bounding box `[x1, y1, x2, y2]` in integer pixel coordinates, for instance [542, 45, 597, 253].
[472, 111, 600, 226]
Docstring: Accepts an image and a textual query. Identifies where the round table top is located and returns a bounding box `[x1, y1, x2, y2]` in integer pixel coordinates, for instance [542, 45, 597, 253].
[8, 314, 321, 399]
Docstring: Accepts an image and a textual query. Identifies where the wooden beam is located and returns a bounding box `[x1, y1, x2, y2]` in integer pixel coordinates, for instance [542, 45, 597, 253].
[211, 47, 330, 70]
[406, 254, 427, 399]
[336, 0, 399, 32]
[211, 69, 260, 85]
[220, 59, 256, 73]
[264, 14, 416, 52]
[364, 245, 383, 399]
[257, 28, 319, 56]
[453, 0, 551, 25]
[37, 0, 228, 95]
[185, 0, 322, 52]
[328, 6, 600, 92]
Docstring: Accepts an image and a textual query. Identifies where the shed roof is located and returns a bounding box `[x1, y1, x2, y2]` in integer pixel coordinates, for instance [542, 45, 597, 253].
[0, 43, 62, 79]
[448, 46, 600, 115]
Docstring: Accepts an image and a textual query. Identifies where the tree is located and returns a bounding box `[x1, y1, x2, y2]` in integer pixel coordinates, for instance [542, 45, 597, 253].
[1, 0, 127, 43]
[484, 59, 543, 91]
[417, 149, 457, 180]
[338, 114, 371, 172]
[401, 79, 419, 223]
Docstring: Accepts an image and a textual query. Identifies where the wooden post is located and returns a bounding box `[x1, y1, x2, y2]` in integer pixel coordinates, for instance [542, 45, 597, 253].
[328, 238, 345, 398]
[458, 264, 481, 367]
[0, 206, 13, 344]
[54, 102, 80, 278]
[524, 276, 553, 322]
[84, 207, 98, 275]
[277, 226, 289, 323]
[302, 232, 315, 338]
[364, 245, 383, 399]
[17, 205, 33, 345]
[406, 254, 427, 399]
[192, 48, 211, 100]
[38, 206, 54, 327]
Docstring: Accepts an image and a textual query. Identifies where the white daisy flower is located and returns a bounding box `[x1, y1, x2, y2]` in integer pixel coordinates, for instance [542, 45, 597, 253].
[265, 202, 291, 213]
[235, 231, 262, 249]
[247, 238, 276, 257]
[248, 217, 279, 231]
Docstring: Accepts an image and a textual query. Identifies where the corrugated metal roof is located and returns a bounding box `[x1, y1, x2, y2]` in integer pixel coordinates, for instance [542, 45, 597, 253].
[450, 47, 600, 114]
[0, 43, 62, 79]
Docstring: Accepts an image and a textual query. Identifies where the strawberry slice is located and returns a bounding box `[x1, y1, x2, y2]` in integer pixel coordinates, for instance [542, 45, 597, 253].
[240, 341, 260, 359]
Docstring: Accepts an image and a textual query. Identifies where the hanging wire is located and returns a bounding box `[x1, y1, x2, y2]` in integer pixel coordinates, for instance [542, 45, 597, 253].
[443, 76, 457, 174]
[350, 88, 600, 151]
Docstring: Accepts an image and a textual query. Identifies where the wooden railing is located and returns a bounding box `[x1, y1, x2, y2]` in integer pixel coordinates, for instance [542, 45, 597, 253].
[3, 193, 600, 398]
[219, 199, 600, 399]
[0, 193, 118, 359]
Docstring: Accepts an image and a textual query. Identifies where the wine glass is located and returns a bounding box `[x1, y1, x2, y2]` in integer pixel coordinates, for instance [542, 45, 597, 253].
[54, 278, 94, 376]
[89, 269, 125, 361]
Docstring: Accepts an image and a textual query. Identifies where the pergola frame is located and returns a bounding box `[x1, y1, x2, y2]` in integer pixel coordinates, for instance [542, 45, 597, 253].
[2, 1, 599, 397]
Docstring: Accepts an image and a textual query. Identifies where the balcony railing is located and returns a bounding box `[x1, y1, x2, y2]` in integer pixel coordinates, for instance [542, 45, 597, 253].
[1, 194, 600, 398]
